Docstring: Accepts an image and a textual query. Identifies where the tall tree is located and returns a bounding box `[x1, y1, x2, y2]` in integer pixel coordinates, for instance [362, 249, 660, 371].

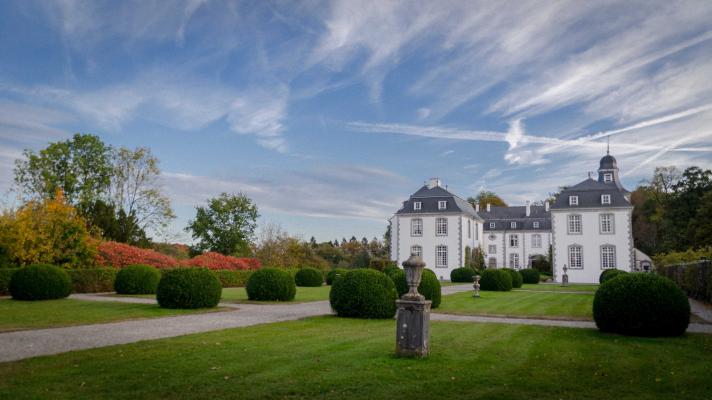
[691, 189, 712, 248]
[664, 166, 712, 250]
[186, 192, 259, 256]
[467, 190, 507, 208]
[14, 133, 113, 208]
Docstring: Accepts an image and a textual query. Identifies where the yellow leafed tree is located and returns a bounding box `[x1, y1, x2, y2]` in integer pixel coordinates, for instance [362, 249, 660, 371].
[0, 190, 97, 268]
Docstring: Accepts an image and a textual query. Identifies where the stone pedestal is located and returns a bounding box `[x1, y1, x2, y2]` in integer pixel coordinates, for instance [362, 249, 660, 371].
[395, 296, 431, 358]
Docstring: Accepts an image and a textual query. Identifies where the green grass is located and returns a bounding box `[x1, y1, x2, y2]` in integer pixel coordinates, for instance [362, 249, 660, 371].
[0, 299, 228, 332]
[111, 285, 332, 303]
[517, 283, 599, 292]
[438, 289, 594, 320]
[0, 317, 710, 399]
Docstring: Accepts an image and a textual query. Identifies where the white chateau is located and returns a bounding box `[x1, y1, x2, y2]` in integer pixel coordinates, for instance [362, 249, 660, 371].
[389, 153, 641, 283]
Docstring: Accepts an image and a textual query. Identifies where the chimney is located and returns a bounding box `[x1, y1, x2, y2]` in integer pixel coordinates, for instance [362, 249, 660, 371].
[526, 200, 531, 217]
[545, 201, 550, 212]
[475, 203, 480, 212]
[427, 178, 441, 189]
[486, 203, 491, 212]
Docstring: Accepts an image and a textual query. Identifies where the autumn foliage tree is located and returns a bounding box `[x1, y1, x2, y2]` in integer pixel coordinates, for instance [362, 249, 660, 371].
[0, 190, 96, 268]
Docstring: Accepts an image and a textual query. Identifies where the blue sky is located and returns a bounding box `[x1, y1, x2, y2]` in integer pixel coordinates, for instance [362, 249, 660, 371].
[1, 1, 712, 243]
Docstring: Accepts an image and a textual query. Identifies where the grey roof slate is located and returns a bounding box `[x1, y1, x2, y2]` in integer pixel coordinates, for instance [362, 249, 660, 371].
[479, 205, 552, 231]
[551, 178, 632, 210]
[396, 185, 481, 219]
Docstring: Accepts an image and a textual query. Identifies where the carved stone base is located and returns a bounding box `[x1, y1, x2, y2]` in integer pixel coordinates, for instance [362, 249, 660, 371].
[395, 298, 431, 358]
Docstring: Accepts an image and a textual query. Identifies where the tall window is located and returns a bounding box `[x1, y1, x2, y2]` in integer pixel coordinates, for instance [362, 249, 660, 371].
[411, 218, 423, 236]
[601, 245, 616, 269]
[410, 245, 422, 257]
[438, 200, 447, 210]
[414, 201, 422, 210]
[568, 245, 583, 269]
[488, 258, 497, 268]
[569, 196, 579, 206]
[489, 222, 495, 229]
[509, 253, 520, 269]
[604, 173, 613, 182]
[509, 234, 519, 247]
[468, 219, 471, 238]
[532, 234, 542, 248]
[600, 213, 614, 234]
[488, 244, 497, 254]
[510, 221, 516, 229]
[601, 194, 611, 205]
[435, 245, 447, 268]
[436, 217, 448, 235]
[568, 214, 582, 234]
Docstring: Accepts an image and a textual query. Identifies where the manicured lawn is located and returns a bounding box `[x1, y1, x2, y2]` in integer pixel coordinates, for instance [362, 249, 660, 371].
[438, 290, 594, 320]
[517, 283, 599, 292]
[0, 299, 228, 332]
[220, 285, 331, 303]
[0, 317, 710, 399]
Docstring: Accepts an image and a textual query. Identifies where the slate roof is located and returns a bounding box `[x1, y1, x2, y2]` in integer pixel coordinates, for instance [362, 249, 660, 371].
[551, 178, 632, 210]
[479, 205, 552, 231]
[396, 184, 481, 219]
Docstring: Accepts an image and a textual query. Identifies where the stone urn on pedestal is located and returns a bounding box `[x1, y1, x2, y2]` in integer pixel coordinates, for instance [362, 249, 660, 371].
[395, 255, 431, 358]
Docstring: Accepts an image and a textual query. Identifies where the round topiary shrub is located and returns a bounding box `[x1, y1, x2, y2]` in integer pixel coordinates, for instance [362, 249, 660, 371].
[156, 268, 222, 309]
[599, 269, 628, 284]
[520, 268, 540, 284]
[330, 269, 397, 319]
[10, 264, 72, 300]
[246, 268, 296, 301]
[114, 264, 161, 294]
[391, 269, 442, 308]
[294, 267, 324, 287]
[502, 268, 523, 288]
[479, 269, 513, 291]
[383, 266, 400, 280]
[451, 267, 476, 282]
[593, 273, 689, 336]
[326, 268, 348, 285]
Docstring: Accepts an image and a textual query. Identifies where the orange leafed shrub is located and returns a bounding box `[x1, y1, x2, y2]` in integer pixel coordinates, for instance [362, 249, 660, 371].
[183, 252, 261, 270]
[96, 241, 179, 269]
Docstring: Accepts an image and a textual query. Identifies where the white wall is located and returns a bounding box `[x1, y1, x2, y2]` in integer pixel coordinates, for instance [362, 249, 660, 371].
[483, 231, 551, 269]
[551, 208, 633, 283]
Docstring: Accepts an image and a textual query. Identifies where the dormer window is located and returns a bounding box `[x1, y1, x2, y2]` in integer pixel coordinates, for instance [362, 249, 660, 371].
[510, 222, 516, 229]
[414, 201, 422, 210]
[569, 196, 579, 206]
[533, 221, 540, 229]
[489, 222, 495, 229]
[603, 173, 613, 182]
[601, 194, 611, 205]
[438, 200, 447, 210]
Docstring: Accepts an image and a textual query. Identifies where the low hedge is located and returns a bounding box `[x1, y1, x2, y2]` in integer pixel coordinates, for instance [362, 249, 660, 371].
[294, 267, 324, 287]
[246, 268, 296, 301]
[156, 268, 222, 309]
[593, 273, 689, 336]
[68, 269, 117, 293]
[391, 269, 441, 308]
[502, 268, 523, 288]
[326, 268, 348, 285]
[115, 265, 161, 294]
[0, 268, 19, 296]
[599, 269, 627, 284]
[369, 259, 397, 271]
[658, 261, 711, 303]
[451, 267, 477, 282]
[330, 269, 397, 319]
[520, 269, 540, 284]
[479, 269, 513, 291]
[10, 264, 72, 300]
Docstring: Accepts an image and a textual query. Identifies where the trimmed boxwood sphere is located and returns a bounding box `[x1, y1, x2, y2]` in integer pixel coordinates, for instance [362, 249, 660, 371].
[383, 266, 400, 280]
[502, 268, 523, 288]
[246, 268, 296, 301]
[115, 264, 161, 294]
[326, 268, 348, 285]
[451, 267, 476, 282]
[599, 269, 627, 284]
[294, 267, 324, 287]
[391, 269, 442, 308]
[10, 264, 71, 300]
[593, 273, 689, 336]
[156, 268, 222, 309]
[479, 269, 513, 291]
[330, 269, 397, 319]
[520, 268, 540, 284]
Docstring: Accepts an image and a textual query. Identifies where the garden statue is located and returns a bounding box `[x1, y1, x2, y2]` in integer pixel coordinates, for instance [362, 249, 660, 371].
[562, 264, 569, 287]
[395, 255, 431, 358]
[473, 275, 481, 298]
